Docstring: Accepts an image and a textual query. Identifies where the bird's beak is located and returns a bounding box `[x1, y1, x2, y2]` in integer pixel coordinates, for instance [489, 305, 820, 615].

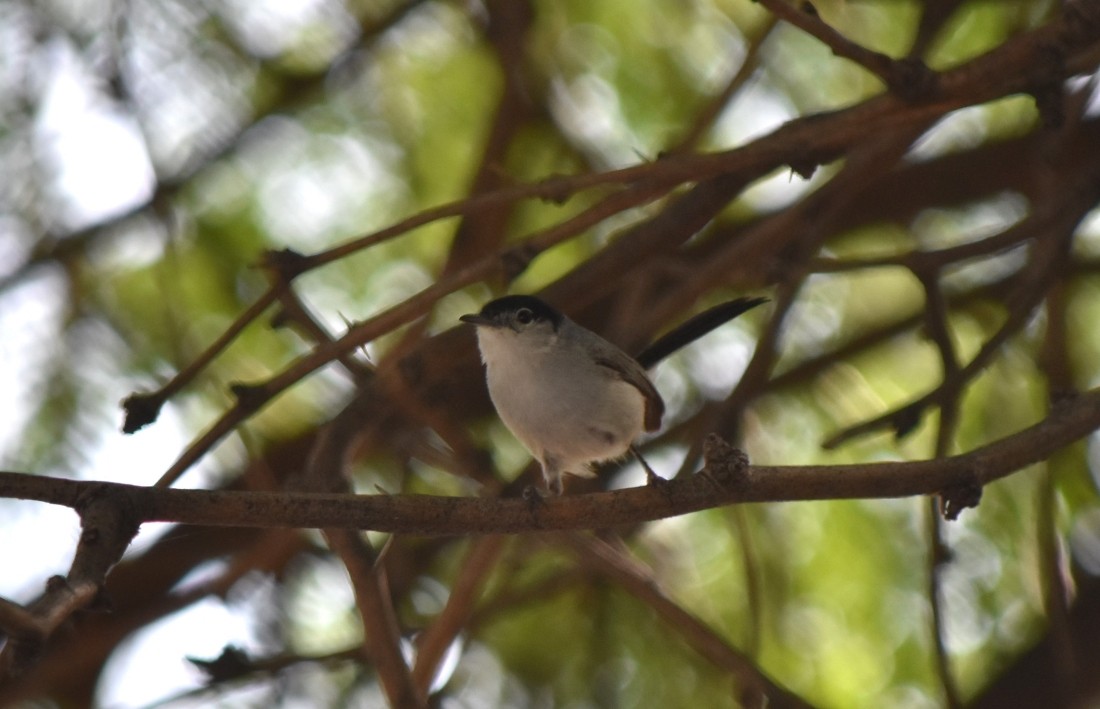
[459, 313, 492, 327]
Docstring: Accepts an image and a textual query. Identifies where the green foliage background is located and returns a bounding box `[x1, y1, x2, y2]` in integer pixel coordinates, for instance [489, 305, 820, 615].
[2, 0, 1100, 707]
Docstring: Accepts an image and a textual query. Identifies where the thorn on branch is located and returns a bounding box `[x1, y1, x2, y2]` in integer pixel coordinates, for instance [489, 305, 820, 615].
[120, 391, 166, 433]
[44, 575, 69, 594]
[939, 481, 983, 521]
[788, 159, 819, 180]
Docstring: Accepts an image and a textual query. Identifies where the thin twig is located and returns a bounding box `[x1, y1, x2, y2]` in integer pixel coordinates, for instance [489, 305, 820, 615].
[823, 171, 1096, 449]
[754, 0, 937, 99]
[410, 536, 506, 694]
[562, 533, 812, 708]
[669, 16, 780, 153]
[153, 182, 670, 488]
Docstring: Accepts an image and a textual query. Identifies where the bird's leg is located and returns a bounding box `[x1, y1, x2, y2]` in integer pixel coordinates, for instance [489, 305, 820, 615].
[630, 446, 665, 487]
[540, 456, 564, 495]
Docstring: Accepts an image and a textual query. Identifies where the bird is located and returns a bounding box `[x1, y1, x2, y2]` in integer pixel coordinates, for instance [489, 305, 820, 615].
[460, 295, 766, 494]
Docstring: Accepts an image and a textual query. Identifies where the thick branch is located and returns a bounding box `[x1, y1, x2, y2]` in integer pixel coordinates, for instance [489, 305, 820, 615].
[2, 387, 1100, 534]
[0, 492, 139, 675]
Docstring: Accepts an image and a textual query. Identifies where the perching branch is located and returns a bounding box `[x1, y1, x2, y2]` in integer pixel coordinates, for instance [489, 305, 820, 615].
[5, 386, 1100, 536]
[3, 386, 1100, 682]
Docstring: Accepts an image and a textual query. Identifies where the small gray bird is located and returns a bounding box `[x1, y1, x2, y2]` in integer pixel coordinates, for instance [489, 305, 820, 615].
[461, 295, 765, 494]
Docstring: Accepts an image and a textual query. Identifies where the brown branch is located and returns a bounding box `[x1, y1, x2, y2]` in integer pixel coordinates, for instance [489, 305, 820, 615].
[152, 181, 670, 488]
[4, 383, 1099, 684]
[0, 598, 39, 638]
[919, 274, 964, 707]
[0, 0, 429, 300]
[0, 527, 307, 706]
[909, 0, 967, 59]
[127, 3, 1100, 483]
[562, 533, 812, 708]
[969, 570, 1100, 708]
[2, 385, 1100, 535]
[807, 226, 1032, 274]
[917, 98, 1090, 706]
[754, 0, 937, 100]
[669, 16, 780, 153]
[296, 366, 423, 706]
[410, 536, 505, 694]
[158, 647, 363, 707]
[299, 161, 686, 274]
[278, 0, 1097, 284]
[438, 0, 536, 278]
[1034, 278, 1077, 701]
[0, 489, 140, 675]
[324, 530, 424, 708]
[823, 167, 1100, 449]
[926, 503, 962, 708]
[660, 124, 933, 479]
[121, 286, 282, 434]
[728, 509, 765, 657]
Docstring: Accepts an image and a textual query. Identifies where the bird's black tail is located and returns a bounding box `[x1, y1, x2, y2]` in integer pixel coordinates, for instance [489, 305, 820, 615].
[634, 297, 768, 369]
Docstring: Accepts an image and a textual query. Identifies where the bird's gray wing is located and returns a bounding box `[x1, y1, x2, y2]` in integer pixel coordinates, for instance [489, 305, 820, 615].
[594, 353, 665, 431]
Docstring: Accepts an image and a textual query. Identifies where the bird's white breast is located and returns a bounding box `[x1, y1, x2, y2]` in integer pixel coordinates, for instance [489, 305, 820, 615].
[475, 327, 645, 474]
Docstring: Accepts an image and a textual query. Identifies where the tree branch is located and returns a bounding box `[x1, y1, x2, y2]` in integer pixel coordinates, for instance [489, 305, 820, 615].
[3, 386, 1100, 537]
[562, 533, 812, 708]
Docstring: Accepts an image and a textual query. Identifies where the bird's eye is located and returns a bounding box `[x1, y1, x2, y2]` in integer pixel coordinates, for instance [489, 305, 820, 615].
[516, 308, 534, 325]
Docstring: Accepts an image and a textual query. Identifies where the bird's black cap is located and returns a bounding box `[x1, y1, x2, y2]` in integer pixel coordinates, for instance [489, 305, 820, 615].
[460, 295, 564, 329]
